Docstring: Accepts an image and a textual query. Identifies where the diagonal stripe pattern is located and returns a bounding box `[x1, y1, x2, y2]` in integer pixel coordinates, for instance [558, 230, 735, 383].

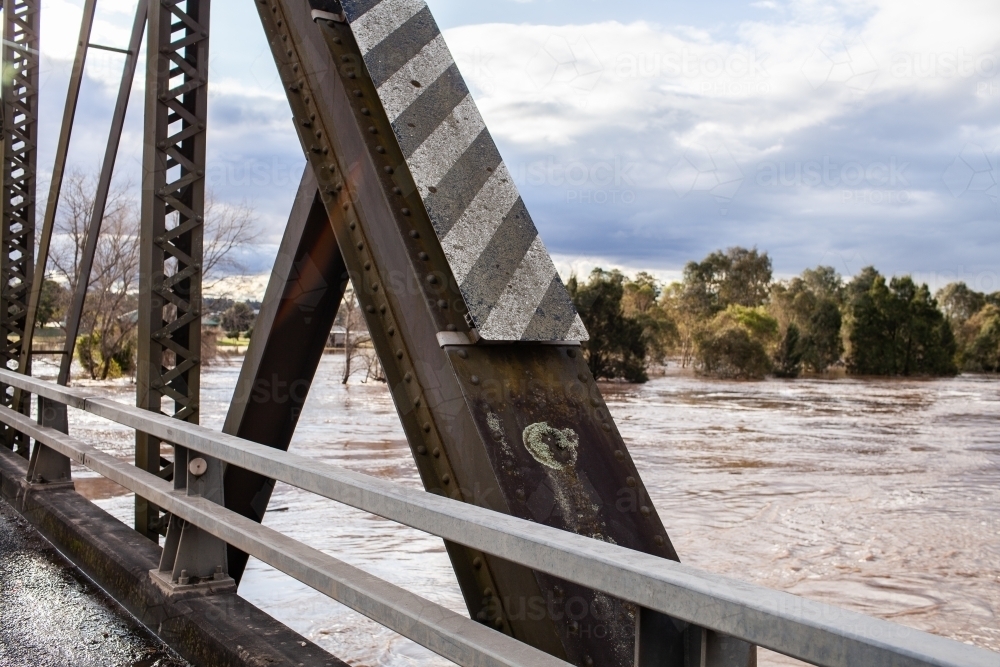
[341, 0, 587, 342]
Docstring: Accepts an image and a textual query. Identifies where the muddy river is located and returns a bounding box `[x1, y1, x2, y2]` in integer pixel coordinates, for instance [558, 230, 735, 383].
[42, 355, 998, 666]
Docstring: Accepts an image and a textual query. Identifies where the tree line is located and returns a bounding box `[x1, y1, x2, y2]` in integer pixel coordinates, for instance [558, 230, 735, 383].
[569, 247, 1000, 382]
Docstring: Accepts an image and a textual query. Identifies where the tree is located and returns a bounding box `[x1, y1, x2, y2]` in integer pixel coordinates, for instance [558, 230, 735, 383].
[694, 305, 778, 380]
[221, 302, 255, 339]
[936, 282, 987, 323]
[681, 246, 773, 317]
[845, 269, 956, 376]
[37, 279, 67, 328]
[50, 169, 258, 380]
[956, 304, 1000, 372]
[772, 323, 803, 378]
[622, 272, 677, 365]
[768, 266, 844, 373]
[337, 286, 372, 384]
[568, 269, 648, 382]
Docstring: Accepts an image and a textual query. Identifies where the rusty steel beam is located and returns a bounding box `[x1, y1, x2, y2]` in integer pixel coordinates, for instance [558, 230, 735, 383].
[221, 165, 349, 582]
[135, 0, 210, 541]
[17, 0, 98, 392]
[247, 3, 748, 665]
[58, 0, 148, 388]
[0, 0, 40, 455]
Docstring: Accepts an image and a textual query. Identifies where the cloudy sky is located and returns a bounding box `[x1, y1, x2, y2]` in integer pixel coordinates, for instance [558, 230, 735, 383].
[37, 0, 1000, 295]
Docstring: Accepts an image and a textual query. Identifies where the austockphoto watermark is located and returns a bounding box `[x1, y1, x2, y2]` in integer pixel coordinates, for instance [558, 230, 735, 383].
[756, 157, 911, 204]
[205, 159, 304, 189]
[614, 49, 769, 80]
[511, 157, 639, 205]
[891, 50, 999, 79]
[615, 49, 771, 96]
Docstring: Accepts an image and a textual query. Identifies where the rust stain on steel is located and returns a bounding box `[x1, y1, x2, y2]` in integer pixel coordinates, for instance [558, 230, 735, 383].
[448, 343, 678, 667]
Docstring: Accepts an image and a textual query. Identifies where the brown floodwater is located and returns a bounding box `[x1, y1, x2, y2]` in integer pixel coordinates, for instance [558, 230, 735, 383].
[40, 355, 999, 667]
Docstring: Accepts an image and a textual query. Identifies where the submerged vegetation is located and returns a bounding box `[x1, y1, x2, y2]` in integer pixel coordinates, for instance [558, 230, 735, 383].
[569, 246, 996, 382]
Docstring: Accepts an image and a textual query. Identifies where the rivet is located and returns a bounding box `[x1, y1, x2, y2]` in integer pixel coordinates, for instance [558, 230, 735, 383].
[427, 275, 438, 285]
[353, 90, 363, 97]
[418, 252, 429, 261]
[484, 587, 494, 598]
[442, 474, 451, 485]
[376, 146, 386, 153]
[437, 300, 448, 309]
[417, 445, 427, 455]
[404, 373, 412, 382]
[473, 557, 483, 569]
[516, 489, 525, 501]
[590, 397, 600, 407]
[626, 476, 636, 487]
[357, 242, 364, 250]
[422, 423, 431, 433]
[602, 422, 611, 431]
[372, 283, 379, 292]
[361, 107, 370, 115]
[392, 187, 402, 194]
[388, 327, 395, 335]
[584, 657, 594, 667]
[614, 450, 625, 461]
[396, 350, 403, 359]
[569, 621, 579, 633]
[368, 126, 377, 134]
[457, 349, 468, 359]
[349, 221, 356, 230]
[567, 348, 576, 358]
[493, 618, 503, 629]
[348, 72, 357, 79]
[409, 230, 419, 238]
[654, 535, 665, 546]
[366, 305, 375, 314]
[401, 208, 411, 216]
[343, 203, 350, 210]
[414, 398, 422, 407]
[578, 373, 588, 382]
[640, 506, 651, 517]
[364, 261, 371, 270]
[384, 166, 393, 174]
[446, 324, 457, 331]
[470, 375, 480, 385]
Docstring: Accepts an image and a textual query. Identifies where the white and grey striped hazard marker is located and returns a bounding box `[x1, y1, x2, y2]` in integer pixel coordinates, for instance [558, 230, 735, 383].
[340, 0, 589, 342]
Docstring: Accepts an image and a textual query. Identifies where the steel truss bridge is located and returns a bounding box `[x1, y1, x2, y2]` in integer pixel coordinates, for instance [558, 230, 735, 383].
[0, 1, 995, 666]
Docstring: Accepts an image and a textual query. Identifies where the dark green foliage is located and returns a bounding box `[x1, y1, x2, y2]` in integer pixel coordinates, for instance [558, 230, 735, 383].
[768, 266, 844, 373]
[568, 269, 648, 383]
[681, 246, 772, 318]
[773, 323, 803, 378]
[802, 299, 843, 372]
[77, 331, 136, 380]
[846, 270, 957, 376]
[695, 324, 773, 380]
[38, 279, 66, 328]
[694, 305, 777, 379]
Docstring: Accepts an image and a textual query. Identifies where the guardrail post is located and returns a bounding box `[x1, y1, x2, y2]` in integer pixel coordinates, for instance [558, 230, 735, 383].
[24, 396, 72, 486]
[152, 447, 234, 595]
[636, 608, 756, 667]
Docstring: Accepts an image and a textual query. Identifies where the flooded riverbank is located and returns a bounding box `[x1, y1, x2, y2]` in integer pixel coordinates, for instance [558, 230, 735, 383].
[42, 354, 999, 666]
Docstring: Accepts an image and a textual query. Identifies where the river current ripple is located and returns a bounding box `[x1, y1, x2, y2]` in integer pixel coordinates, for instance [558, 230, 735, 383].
[51, 355, 999, 667]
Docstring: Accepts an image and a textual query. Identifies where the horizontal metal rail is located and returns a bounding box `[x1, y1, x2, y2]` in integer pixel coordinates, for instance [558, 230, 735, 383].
[0, 403, 568, 667]
[1, 369, 997, 667]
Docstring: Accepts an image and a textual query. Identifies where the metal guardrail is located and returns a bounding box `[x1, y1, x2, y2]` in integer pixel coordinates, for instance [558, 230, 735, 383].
[0, 369, 996, 667]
